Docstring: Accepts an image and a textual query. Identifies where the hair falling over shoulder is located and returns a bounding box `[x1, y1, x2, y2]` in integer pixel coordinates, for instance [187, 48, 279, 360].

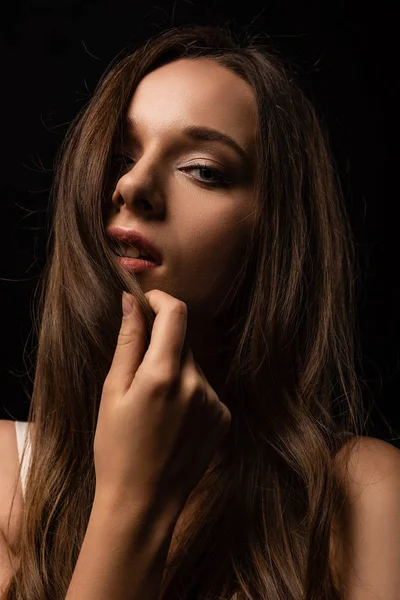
[4, 23, 380, 600]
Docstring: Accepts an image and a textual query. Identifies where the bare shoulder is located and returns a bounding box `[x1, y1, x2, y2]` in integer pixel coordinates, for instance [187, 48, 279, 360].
[334, 435, 400, 496]
[332, 435, 400, 599]
[0, 420, 24, 552]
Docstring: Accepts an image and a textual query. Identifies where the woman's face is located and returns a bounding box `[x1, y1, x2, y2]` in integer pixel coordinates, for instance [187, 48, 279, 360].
[104, 57, 258, 342]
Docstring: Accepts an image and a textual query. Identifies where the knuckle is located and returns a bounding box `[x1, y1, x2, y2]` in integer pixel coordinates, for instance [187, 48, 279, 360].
[138, 364, 179, 393]
[170, 299, 188, 317]
[182, 375, 204, 398]
[149, 378, 170, 395]
[117, 331, 139, 347]
[220, 405, 232, 427]
[144, 289, 163, 301]
[119, 314, 142, 334]
[144, 290, 187, 317]
[155, 366, 178, 387]
[150, 377, 173, 395]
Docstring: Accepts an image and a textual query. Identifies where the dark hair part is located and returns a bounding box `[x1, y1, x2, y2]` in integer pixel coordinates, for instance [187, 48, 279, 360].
[5, 24, 372, 599]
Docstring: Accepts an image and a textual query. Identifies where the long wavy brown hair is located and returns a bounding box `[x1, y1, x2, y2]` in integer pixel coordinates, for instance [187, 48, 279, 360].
[4, 23, 374, 599]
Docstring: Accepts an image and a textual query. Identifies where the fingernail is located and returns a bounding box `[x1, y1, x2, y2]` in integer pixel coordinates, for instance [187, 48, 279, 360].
[122, 291, 133, 317]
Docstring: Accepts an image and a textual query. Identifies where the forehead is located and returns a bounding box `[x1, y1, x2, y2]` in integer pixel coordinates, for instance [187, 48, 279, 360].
[125, 58, 258, 153]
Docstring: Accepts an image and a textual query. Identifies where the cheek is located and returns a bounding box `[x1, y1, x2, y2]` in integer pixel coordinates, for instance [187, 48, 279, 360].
[181, 222, 248, 322]
[182, 208, 250, 274]
[164, 203, 254, 320]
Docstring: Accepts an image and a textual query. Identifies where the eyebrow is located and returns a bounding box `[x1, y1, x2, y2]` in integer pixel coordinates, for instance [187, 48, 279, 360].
[124, 117, 250, 165]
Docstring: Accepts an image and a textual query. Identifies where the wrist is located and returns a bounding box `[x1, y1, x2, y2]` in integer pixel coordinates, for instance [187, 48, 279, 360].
[92, 488, 184, 539]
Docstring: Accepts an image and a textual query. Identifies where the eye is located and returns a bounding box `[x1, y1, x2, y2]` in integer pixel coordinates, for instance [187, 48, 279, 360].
[181, 164, 232, 187]
[110, 154, 232, 188]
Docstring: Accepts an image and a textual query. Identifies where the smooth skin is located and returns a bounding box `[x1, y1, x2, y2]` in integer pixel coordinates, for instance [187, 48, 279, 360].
[104, 57, 258, 400]
[63, 290, 232, 599]
[94, 290, 232, 515]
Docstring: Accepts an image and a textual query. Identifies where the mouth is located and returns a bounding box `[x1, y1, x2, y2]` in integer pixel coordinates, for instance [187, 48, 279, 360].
[110, 239, 156, 262]
[105, 226, 163, 265]
[109, 239, 160, 273]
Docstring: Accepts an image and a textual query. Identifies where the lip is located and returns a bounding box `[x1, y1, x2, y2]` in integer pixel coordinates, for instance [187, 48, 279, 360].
[116, 256, 158, 273]
[105, 225, 163, 265]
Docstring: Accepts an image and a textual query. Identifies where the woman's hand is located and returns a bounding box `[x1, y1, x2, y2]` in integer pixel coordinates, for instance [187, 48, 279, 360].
[93, 289, 231, 515]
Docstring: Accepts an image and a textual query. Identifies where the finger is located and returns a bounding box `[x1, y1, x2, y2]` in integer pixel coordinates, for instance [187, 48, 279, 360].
[185, 350, 232, 426]
[181, 348, 219, 407]
[180, 348, 232, 446]
[135, 289, 188, 381]
[105, 292, 147, 396]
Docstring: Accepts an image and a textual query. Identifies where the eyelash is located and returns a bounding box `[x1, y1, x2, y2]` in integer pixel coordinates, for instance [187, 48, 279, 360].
[111, 155, 232, 188]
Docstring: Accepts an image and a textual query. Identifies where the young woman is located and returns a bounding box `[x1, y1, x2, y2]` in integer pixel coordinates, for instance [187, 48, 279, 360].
[1, 24, 399, 600]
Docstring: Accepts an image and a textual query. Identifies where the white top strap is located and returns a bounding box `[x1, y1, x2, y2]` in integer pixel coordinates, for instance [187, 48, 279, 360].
[15, 421, 31, 499]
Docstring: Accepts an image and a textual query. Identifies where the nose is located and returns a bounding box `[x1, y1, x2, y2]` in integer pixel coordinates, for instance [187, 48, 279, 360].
[110, 165, 164, 217]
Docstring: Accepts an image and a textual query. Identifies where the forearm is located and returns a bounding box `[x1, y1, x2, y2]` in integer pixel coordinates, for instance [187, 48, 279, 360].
[65, 493, 181, 600]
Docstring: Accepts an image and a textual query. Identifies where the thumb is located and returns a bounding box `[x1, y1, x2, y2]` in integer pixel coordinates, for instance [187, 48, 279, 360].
[105, 292, 147, 396]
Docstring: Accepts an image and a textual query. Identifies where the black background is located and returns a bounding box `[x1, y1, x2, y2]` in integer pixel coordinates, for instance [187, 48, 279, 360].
[1, 1, 399, 447]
